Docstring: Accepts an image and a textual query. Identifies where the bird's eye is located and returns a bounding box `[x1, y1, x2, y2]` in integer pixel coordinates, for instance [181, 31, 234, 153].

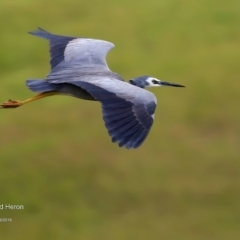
[152, 79, 158, 84]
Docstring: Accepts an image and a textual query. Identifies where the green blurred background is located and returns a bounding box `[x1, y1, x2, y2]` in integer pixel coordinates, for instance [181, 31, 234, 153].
[0, 0, 239, 239]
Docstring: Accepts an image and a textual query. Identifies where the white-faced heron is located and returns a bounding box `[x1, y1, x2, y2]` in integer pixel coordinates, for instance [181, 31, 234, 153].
[0, 28, 185, 149]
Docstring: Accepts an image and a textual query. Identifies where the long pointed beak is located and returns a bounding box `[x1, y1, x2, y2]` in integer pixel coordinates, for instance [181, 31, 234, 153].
[160, 81, 185, 87]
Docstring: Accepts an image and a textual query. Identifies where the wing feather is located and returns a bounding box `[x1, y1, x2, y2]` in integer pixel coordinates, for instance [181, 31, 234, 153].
[56, 79, 157, 149]
[29, 27, 114, 69]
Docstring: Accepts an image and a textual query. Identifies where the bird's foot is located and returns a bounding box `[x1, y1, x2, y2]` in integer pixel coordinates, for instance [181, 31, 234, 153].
[0, 99, 22, 109]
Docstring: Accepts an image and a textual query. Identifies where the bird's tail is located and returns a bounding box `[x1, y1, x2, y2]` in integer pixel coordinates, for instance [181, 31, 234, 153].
[26, 79, 60, 93]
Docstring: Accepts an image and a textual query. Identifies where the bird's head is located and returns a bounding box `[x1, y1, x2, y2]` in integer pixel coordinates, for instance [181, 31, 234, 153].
[129, 76, 185, 89]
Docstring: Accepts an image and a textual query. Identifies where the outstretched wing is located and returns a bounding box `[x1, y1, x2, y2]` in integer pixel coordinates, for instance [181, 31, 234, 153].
[49, 77, 157, 149]
[29, 27, 115, 70]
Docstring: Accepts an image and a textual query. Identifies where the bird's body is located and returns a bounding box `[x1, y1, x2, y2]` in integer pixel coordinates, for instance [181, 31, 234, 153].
[1, 28, 185, 149]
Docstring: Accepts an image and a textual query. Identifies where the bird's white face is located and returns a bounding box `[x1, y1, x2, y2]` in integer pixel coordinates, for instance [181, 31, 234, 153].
[146, 77, 162, 87]
[145, 77, 185, 88]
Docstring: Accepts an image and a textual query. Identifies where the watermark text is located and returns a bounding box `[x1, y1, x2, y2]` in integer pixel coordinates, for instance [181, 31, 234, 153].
[0, 204, 24, 210]
[0, 218, 12, 222]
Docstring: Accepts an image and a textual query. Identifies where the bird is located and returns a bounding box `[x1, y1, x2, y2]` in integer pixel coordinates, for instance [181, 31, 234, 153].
[0, 28, 185, 149]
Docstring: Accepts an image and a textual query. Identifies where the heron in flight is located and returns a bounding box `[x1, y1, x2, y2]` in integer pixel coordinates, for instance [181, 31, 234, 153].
[0, 28, 185, 149]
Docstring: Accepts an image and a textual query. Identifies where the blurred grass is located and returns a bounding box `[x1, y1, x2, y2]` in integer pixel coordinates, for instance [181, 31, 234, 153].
[0, 0, 240, 239]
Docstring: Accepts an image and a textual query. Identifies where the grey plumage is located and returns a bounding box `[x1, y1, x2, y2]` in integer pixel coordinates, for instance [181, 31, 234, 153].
[25, 28, 184, 149]
[29, 27, 114, 69]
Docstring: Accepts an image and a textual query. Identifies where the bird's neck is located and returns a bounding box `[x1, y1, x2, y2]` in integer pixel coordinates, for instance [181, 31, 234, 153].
[128, 80, 145, 88]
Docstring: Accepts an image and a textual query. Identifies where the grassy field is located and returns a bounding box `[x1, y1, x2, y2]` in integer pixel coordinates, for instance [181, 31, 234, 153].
[0, 0, 240, 239]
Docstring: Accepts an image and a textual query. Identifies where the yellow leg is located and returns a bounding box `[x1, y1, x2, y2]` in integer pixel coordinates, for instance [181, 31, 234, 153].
[0, 91, 59, 109]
